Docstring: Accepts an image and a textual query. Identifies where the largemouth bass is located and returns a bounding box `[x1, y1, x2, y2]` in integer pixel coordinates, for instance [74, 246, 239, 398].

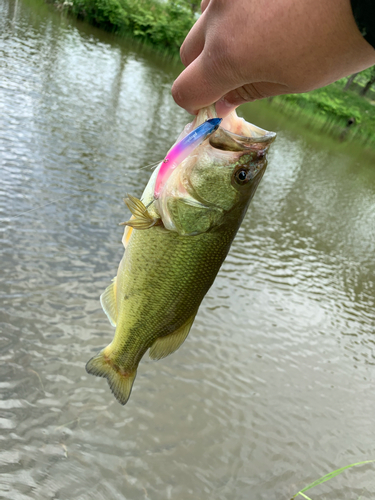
[86, 105, 276, 405]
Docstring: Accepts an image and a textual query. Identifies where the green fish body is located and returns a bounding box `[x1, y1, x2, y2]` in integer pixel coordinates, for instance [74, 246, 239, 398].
[86, 106, 276, 405]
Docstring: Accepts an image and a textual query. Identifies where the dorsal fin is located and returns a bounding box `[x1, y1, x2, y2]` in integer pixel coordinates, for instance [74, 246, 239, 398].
[149, 312, 197, 360]
[100, 277, 118, 327]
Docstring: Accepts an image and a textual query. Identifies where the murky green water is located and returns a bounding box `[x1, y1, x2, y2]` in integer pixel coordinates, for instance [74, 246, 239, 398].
[1, 0, 375, 498]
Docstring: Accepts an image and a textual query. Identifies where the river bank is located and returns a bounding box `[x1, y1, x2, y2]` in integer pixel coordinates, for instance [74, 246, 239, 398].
[51, 0, 375, 148]
[58, 0, 196, 57]
[269, 80, 375, 148]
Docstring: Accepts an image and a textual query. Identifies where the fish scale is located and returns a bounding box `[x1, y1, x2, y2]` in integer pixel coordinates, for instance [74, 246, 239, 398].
[117, 227, 233, 354]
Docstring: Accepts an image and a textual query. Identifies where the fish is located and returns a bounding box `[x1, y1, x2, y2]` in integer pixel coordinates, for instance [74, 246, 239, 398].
[86, 105, 276, 405]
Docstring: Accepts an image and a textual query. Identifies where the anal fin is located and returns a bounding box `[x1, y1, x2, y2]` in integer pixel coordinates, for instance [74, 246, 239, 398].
[100, 277, 118, 327]
[149, 312, 197, 360]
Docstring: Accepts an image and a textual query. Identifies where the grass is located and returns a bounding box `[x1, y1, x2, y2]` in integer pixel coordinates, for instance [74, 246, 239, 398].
[292, 460, 375, 500]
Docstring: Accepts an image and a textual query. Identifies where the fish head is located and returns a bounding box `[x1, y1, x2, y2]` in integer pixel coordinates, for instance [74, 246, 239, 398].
[150, 106, 276, 236]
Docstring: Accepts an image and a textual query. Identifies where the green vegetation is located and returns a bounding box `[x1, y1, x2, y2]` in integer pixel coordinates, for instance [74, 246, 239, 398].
[269, 77, 375, 147]
[291, 460, 374, 500]
[54, 0, 375, 147]
[64, 0, 196, 56]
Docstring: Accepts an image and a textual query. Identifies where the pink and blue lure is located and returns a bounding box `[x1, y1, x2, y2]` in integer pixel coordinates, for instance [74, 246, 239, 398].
[154, 118, 222, 198]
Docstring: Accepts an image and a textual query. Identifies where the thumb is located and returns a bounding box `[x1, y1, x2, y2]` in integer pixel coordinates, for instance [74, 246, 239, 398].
[172, 54, 236, 115]
[215, 82, 290, 116]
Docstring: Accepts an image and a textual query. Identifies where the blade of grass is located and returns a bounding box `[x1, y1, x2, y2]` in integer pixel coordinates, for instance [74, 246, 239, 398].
[298, 493, 312, 500]
[292, 460, 375, 499]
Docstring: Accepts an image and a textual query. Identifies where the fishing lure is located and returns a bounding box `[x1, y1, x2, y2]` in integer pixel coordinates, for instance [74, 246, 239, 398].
[154, 118, 222, 199]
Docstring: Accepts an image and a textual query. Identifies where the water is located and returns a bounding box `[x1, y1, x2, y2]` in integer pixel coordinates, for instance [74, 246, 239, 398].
[1, 0, 375, 498]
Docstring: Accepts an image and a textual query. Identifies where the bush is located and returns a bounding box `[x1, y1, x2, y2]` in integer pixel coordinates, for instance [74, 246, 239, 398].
[70, 0, 195, 54]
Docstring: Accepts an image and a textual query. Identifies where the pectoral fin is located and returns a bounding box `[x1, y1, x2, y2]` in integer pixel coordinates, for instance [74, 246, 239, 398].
[120, 194, 160, 230]
[149, 312, 197, 360]
[100, 278, 118, 327]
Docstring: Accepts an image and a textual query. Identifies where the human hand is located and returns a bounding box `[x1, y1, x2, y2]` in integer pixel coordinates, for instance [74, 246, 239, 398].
[172, 0, 375, 116]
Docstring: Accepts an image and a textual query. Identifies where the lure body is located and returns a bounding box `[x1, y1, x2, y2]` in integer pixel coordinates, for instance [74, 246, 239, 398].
[154, 118, 222, 198]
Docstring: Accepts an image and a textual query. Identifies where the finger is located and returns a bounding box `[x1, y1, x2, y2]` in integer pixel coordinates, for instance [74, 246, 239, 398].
[215, 82, 290, 115]
[180, 11, 208, 68]
[214, 99, 238, 118]
[172, 54, 235, 115]
[201, 0, 210, 13]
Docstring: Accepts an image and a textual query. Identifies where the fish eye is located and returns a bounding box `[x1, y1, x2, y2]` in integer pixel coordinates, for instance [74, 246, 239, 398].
[234, 168, 250, 185]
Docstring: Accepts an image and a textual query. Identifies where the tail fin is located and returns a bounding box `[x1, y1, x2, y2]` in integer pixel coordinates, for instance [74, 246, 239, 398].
[86, 350, 137, 406]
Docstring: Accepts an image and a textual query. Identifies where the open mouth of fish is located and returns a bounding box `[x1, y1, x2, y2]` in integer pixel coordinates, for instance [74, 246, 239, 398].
[196, 104, 276, 149]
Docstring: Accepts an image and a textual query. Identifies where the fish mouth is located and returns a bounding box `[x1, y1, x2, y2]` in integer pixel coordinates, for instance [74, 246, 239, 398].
[193, 104, 276, 154]
[209, 127, 276, 152]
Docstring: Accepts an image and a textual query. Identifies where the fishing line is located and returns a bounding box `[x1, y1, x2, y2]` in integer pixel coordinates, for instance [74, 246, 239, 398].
[138, 159, 162, 170]
[3, 159, 163, 222]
